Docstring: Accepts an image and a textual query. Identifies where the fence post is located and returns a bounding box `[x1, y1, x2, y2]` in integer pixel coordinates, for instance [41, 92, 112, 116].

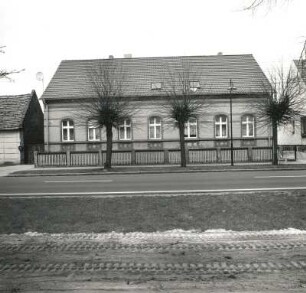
[131, 149, 136, 165]
[66, 150, 71, 167]
[34, 151, 38, 168]
[248, 147, 253, 162]
[185, 146, 190, 164]
[164, 149, 169, 164]
[98, 150, 103, 166]
[216, 148, 221, 163]
[294, 145, 297, 161]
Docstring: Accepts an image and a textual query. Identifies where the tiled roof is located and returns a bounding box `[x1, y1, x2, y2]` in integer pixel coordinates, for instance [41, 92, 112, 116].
[0, 93, 32, 130]
[42, 54, 270, 100]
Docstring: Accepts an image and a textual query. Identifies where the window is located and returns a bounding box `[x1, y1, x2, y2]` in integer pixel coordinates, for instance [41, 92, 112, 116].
[184, 118, 197, 138]
[88, 120, 100, 141]
[215, 115, 228, 138]
[62, 119, 75, 142]
[301, 117, 306, 137]
[189, 80, 200, 92]
[290, 119, 295, 134]
[119, 119, 131, 140]
[241, 115, 255, 138]
[151, 82, 162, 90]
[149, 116, 162, 139]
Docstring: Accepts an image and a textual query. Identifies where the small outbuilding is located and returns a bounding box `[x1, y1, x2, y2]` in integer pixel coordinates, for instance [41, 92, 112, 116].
[0, 90, 44, 164]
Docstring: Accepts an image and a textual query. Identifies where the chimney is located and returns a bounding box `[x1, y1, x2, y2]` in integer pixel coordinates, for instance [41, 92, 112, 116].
[109, 55, 114, 59]
[217, 52, 223, 55]
[124, 54, 132, 58]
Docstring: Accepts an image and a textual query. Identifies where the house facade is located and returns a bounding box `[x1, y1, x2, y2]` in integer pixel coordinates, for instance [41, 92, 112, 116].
[42, 54, 272, 156]
[0, 91, 44, 164]
[278, 59, 306, 147]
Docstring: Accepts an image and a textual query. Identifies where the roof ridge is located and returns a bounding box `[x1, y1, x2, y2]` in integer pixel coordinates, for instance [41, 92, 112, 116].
[60, 54, 254, 63]
[0, 93, 32, 98]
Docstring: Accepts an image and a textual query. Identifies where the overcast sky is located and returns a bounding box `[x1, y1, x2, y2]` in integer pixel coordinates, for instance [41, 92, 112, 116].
[1, 0, 305, 98]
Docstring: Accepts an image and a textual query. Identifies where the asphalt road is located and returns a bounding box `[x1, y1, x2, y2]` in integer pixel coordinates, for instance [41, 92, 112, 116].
[1, 169, 306, 195]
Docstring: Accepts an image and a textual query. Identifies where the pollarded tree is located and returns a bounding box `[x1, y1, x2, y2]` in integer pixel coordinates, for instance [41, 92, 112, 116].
[163, 65, 207, 167]
[0, 46, 23, 80]
[80, 60, 131, 169]
[253, 65, 304, 165]
[243, 0, 292, 12]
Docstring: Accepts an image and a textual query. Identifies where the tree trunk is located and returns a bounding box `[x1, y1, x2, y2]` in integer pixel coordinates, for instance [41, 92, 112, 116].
[105, 124, 113, 169]
[179, 123, 187, 168]
[272, 120, 278, 165]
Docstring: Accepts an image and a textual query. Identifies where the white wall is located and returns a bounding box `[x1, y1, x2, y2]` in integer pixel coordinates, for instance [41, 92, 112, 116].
[45, 96, 272, 151]
[278, 121, 304, 145]
[278, 62, 306, 146]
[0, 130, 21, 164]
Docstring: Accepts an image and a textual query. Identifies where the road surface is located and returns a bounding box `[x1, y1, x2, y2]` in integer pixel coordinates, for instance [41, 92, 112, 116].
[1, 169, 306, 292]
[1, 169, 306, 196]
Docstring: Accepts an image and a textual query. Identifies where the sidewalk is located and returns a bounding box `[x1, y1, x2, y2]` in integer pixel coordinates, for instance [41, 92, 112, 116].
[2, 161, 306, 177]
[0, 164, 35, 177]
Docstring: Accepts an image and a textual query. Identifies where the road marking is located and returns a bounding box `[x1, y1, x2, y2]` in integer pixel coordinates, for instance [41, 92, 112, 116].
[44, 180, 113, 183]
[1, 186, 306, 198]
[255, 175, 306, 179]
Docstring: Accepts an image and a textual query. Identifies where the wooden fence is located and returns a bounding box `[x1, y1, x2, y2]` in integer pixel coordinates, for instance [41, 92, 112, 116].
[34, 147, 273, 167]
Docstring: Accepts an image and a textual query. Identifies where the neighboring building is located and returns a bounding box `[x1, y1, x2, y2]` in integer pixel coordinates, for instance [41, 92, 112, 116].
[42, 54, 271, 153]
[278, 59, 306, 146]
[0, 91, 44, 164]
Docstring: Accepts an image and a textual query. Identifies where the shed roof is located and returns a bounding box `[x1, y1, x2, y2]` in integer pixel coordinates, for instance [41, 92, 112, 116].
[42, 54, 270, 100]
[0, 92, 33, 130]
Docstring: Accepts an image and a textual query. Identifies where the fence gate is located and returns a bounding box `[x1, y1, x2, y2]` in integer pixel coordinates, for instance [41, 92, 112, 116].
[25, 144, 44, 164]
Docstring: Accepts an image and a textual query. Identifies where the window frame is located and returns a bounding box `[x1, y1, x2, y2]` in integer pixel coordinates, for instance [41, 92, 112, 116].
[151, 82, 162, 90]
[87, 120, 101, 141]
[301, 116, 306, 137]
[241, 114, 255, 138]
[118, 118, 132, 140]
[215, 115, 228, 139]
[189, 80, 200, 92]
[184, 118, 198, 139]
[61, 119, 75, 142]
[290, 119, 295, 135]
[149, 116, 162, 140]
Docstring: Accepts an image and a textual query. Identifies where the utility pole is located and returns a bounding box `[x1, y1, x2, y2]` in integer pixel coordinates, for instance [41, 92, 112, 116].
[228, 79, 237, 166]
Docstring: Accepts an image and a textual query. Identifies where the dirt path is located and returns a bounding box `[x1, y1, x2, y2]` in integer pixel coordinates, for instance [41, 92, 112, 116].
[1, 230, 306, 292]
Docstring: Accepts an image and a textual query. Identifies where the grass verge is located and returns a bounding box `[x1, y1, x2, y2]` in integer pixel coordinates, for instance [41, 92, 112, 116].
[0, 190, 306, 233]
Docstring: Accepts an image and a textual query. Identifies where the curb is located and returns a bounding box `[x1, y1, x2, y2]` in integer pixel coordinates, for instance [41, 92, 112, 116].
[7, 165, 306, 177]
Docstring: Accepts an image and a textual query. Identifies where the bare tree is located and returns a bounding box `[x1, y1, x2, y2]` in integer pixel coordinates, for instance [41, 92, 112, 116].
[253, 65, 304, 165]
[243, 0, 292, 12]
[79, 60, 131, 169]
[163, 64, 207, 167]
[0, 46, 24, 80]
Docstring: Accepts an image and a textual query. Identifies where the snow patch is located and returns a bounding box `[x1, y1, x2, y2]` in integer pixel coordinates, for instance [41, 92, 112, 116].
[17, 228, 306, 237]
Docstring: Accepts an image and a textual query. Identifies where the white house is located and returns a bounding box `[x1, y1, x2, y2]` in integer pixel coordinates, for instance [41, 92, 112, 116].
[39, 54, 273, 166]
